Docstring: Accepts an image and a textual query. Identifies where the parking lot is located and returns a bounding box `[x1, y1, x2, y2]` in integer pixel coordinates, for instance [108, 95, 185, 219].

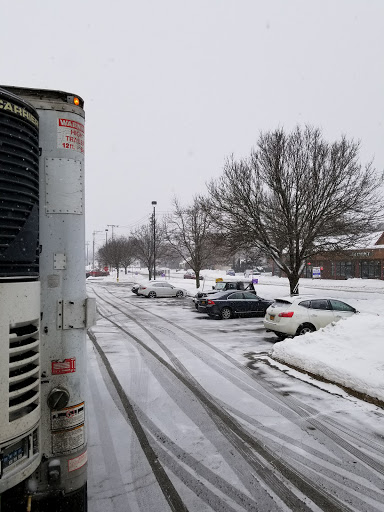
[86, 277, 384, 512]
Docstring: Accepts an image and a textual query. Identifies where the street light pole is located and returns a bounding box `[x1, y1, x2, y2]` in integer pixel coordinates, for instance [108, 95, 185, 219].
[105, 228, 108, 245]
[152, 201, 157, 280]
[92, 230, 103, 269]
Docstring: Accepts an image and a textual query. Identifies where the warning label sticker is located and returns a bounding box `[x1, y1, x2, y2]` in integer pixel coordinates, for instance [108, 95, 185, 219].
[52, 424, 85, 455]
[68, 450, 88, 472]
[58, 118, 85, 153]
[51, 402, 85, 431]
[51, 358, 76, 375]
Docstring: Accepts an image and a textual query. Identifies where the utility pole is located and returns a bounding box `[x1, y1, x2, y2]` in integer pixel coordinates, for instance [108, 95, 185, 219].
[151, 201, 157, 279]
[92, 230, 103, 269]
[107, 224, 119, 240]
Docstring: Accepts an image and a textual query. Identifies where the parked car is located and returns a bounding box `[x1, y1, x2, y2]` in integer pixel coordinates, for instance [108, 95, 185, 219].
[138, 281, 187, 298]
[245, 269, 263, 277]
[197, 290, 273, 319]
[263, 295, 358, 339]
[86, 269, 110, 278]
[194, 279, 255, 310]
[131, 283, 140, 295]
[184, 271, 203, 280]
[226, 269, 236, 276]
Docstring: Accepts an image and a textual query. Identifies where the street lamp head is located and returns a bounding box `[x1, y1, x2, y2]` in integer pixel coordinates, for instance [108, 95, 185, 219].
[151, 201, 157, 206]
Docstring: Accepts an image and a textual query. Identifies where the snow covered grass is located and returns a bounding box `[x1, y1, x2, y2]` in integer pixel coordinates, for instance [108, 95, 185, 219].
[91, 268, 384, 404]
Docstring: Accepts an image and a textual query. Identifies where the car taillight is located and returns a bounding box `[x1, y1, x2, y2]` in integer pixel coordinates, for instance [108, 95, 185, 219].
[141, 287, 146, 290]
[278, 311, 294, 317]
[207, 299, 215, 305]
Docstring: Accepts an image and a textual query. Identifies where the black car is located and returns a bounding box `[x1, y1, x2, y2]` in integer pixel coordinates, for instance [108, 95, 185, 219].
[131, 283, 140, 295]
[194, 280, 256, 310]
[197, 290, 273, 319]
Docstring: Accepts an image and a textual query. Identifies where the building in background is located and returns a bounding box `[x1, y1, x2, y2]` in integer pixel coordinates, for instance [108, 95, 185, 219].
[271, 232, 384, 281]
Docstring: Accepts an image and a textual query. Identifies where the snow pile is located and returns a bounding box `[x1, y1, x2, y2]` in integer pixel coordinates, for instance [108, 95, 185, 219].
[271, 313, 384, 402]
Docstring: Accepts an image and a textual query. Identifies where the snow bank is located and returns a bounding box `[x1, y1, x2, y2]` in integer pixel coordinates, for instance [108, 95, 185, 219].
[271, 313, 384, 402]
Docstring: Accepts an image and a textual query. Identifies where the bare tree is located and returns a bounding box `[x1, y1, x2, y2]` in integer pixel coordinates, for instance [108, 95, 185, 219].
[165, 196, 216, 288]
[132, 221, 167, 280]
[208, 126, 384, 294]
[131, 224, 153, 279]
[97, 237, 127, 281]
[120, 237, 136, 274]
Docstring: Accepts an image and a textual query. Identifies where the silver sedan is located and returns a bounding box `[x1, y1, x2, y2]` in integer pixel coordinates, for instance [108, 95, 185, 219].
[138, 281, 187, 298]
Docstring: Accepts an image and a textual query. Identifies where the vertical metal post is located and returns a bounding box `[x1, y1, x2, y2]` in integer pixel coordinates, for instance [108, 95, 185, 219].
[152, 201, 157, 279]
[92, 230, 102, 270]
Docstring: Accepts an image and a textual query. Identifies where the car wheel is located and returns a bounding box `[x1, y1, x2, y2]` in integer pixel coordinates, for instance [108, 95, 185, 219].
[296, 324, 315, 336]
[220, 307, 232, 320]
[148, 291, 156, 298]
[195, 303, 198, 310]
[176, 290, 184, 298]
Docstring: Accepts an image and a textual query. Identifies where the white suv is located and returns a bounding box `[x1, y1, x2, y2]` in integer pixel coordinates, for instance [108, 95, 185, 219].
[263, 295, 357, 340]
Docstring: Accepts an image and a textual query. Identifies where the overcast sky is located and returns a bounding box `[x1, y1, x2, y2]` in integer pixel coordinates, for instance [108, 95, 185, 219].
[2, 1, 383, 250]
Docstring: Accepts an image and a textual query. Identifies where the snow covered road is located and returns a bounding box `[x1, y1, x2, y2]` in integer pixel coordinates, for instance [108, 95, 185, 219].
[86, 280, 384, 511]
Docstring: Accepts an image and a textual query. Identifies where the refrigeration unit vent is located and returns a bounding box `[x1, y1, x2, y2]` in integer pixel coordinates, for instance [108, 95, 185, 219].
[0, 87, 39, 278]
[8, 320, 40, 422]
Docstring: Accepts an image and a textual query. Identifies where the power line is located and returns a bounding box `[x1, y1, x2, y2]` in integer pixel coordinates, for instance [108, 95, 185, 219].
[107, 224, 119, 240]
[91, 211, 173, 245]
[117, 214, 149, 229]
[117, 211, 172, 230]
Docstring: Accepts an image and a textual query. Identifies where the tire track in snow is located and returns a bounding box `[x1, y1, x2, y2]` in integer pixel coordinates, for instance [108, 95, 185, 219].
[87, 357, 136, 512]
[92, 287, 355, 512]
[95, 287, 384, 501]
[101, 287, 384, 480]
[93, 308, 296, 511]
[95, 302, 384, 510]
[87, 327, 190, 512]
[93, 306, 278, 511]
[217, 399, 384, 509]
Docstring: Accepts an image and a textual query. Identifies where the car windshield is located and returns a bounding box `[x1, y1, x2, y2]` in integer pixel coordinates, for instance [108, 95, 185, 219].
[215, 282, 226, 290]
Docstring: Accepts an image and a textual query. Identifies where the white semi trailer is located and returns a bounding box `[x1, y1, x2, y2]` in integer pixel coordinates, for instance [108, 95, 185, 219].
[0, 86, 95, 511]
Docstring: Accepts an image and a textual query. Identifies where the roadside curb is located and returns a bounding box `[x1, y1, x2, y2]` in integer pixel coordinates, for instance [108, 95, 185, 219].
[271, 356, 384, 409]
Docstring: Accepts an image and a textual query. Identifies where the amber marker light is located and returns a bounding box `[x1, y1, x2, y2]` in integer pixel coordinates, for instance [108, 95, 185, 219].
[73, 97, 80, 106]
